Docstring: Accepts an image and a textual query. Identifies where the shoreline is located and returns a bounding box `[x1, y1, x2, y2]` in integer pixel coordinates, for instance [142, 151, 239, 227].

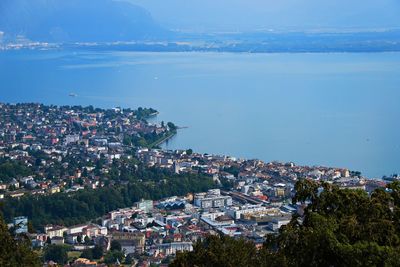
[149, 130, 177, 148]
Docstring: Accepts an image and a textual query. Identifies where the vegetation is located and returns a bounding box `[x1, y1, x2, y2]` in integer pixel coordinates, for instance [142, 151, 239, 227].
[124, 128, 176, 148]
[110, 240, 122, 252]
[0, 168, 215, 229]
[0, 215, 40, 267]
[104, 240, 124, 264]
[172, 180, 400, 267]
[104, 250, 124, 265]
[80, 245, 104, 261]
[134, 107, 158, 120]
[43, 244, 70, 265]
[171, 235, 260, 267]
[0, 160, 33, 184]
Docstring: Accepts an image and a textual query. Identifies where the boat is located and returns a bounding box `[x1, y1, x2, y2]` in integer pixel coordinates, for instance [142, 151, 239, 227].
[69, 93, 78, 97]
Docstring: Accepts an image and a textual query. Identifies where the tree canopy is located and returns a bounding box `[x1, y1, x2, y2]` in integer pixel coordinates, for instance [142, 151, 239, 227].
[0, 215, 40, 267]
[43, 244, 70, 265]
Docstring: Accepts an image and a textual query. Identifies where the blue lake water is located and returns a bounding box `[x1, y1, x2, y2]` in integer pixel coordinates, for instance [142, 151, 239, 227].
[0, 50, 399, 178]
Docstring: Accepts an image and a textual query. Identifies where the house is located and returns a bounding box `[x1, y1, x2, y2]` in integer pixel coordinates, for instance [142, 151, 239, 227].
[72, 258, 98, 267]
[83, 224, 108, 238]
[65, 233, 80, 245]
[45, 225, 68, 239]
[51, 236, 65, 245]
[9, 178, 20, 189]
[49, 186, 61, 194]
[9, 191, 25, 198]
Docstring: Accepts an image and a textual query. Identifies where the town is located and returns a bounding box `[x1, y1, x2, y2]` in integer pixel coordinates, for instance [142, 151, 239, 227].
[0, 103, 387, 266]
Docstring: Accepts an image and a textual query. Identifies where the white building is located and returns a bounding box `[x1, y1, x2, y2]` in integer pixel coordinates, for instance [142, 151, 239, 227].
[156, 242, 193, 256]
[194, 189, 232, 209]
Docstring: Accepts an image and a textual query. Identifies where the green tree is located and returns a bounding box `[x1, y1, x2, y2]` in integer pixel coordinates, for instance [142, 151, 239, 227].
[92, 245, 104, 260]
[110, 240, 122, 252]
[84, 235, 91, 245]
[171, 235, 260, 267]
[103, 250, 124, 265]
[0, 216, 40, 267]
[167, 122, 177, 131]
[43, 245, 69, 265]
[81, 248, 93, 260]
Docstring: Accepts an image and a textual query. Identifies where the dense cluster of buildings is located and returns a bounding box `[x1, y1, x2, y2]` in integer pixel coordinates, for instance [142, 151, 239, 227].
[136, 148, 385, 198]
[14, 190, 296, 266]
[0, 103, 389, 266]
[0, 103, 172, 199]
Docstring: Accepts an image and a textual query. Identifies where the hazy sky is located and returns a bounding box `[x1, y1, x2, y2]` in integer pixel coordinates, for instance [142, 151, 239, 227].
[124, 0, 400, 32]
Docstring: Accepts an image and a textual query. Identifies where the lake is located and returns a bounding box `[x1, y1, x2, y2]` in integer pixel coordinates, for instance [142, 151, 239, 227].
[1, 50, 399, 178]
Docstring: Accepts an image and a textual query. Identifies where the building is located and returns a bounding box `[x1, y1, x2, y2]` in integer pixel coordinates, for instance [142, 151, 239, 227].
[156, 242, 193, 256]
[65, 134, 80, 145]
[51, 236, 65, 245]
[67, 224, 90, 235]
[268, 216, 292, 232]
[137, 199, 154, 213]
[13, 216, 28, 234]
[72, 258, 98, 267]
[83, 224, 108, 238]
[112, 232, 146, 254]
[45, 225, 68, 239]
[224, 205, 268, 220]
[194, 189, 232, 209]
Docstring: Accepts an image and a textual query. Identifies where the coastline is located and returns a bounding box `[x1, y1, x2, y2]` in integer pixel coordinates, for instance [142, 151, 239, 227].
[149, 130, 177, 149]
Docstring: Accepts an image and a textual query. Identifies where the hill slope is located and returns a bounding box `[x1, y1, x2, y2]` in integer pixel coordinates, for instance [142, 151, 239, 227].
[0, 0, 169, 42]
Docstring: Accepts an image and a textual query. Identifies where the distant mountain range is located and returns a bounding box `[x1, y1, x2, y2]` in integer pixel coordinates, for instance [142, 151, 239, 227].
[0, 0, 169, 42]
[1, 0, 400, 53]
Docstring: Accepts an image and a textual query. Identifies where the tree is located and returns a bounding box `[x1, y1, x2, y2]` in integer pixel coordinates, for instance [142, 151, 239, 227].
[0, 216, 40, 267]
[131, 212, 139, 220]
[104, 250, 124, 265]
[43, 245, 69, 265]
[92, 245, 104, 260]
[28, 221, 35, 233]
[172, 235, 260, 267]
[84, 235, 91, 245]
[81, 248, 93, 260]
[110, 240, 122, 252]
[125, 254, 135, 265]
[167, 122, 177, 131]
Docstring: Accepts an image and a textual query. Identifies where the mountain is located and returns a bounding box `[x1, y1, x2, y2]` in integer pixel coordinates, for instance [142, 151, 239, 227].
[0, 0, 169, 42]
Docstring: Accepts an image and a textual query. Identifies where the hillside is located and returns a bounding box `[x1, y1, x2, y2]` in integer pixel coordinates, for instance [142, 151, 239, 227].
[0, 0, 169, 42]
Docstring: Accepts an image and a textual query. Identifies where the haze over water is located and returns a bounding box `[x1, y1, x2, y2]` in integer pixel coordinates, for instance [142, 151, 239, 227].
[1, 50, 399, 178]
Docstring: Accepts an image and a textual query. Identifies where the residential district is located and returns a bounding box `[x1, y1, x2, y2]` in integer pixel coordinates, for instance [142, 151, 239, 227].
[0, 103, 391, 266]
